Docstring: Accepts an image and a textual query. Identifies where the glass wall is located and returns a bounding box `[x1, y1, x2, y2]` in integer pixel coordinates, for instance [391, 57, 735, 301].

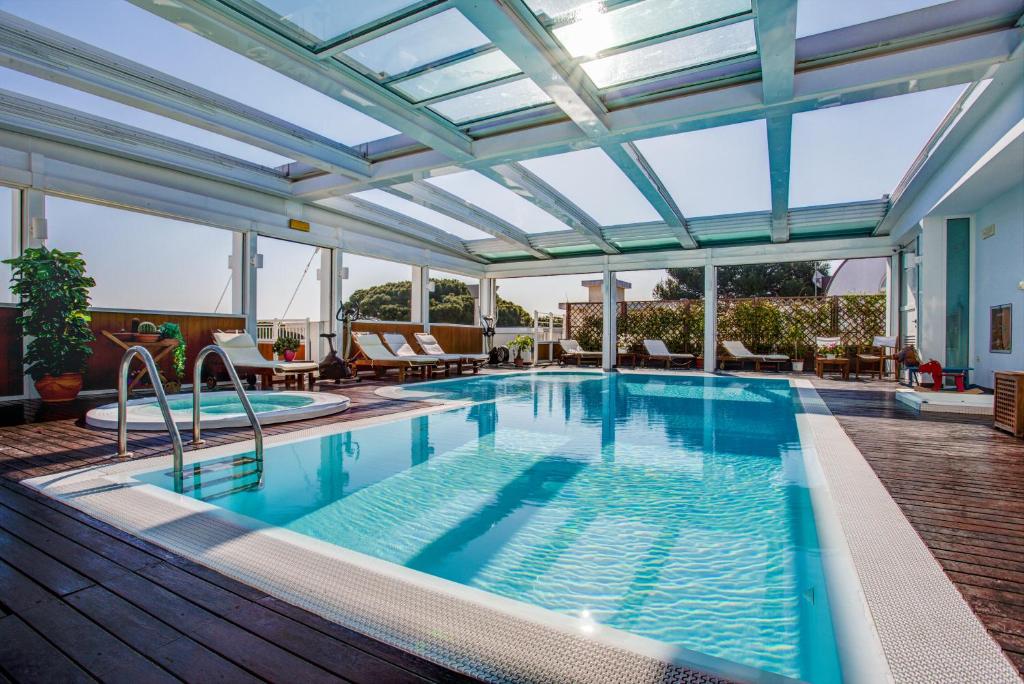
[0, 187, 18, 304]
[45, 197, 238, 313]
[342, 253, 413, 322]
[429, 269, 477, 325]
[256, 236, 322, 321]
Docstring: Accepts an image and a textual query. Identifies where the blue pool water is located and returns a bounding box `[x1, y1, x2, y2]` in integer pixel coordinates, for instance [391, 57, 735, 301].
[135, 393, 314, 416]
[138, 372, 841, 682]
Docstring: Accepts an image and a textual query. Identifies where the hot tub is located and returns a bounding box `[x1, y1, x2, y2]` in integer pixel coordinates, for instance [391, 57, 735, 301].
[86, 391, 350, 430]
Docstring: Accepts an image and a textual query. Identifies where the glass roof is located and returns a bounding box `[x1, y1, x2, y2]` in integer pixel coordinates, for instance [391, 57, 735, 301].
[518, 147, 661, 225]
[0, 66, 292, 167]
[342, 9, 489, 79]
[634, 119, 771, 217]
[390, 50, 521, 103]
[426, 172, 571, 234]
[796, 0, 947, 38]
[580, 19, 756, 88]
[541, 0, 751, 58]
[0, 0, 398, 145]
[429, 78, 553, 125]
[250, 0, 420, 41]
[789, 85, 966, 207]
[344, 190, 493, 241]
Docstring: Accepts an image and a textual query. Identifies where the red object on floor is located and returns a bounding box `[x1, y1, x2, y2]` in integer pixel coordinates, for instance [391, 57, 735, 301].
[918, 359, 967, 392]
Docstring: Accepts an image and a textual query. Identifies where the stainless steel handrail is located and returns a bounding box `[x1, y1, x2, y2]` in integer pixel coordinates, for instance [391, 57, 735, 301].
[192, 345, 263, 465]
[117, 346, 184, 491]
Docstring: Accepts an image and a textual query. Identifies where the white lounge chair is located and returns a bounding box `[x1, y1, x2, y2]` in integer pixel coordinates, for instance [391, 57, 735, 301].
[642, 339, 695, 369]
[414, 333, 486, 373]
[381, 332, 456, 376]
[856, 335, 898, 379]
[351, 332, 440, 383]
[558, 339, 602, 366]
[720, 340, 789, 372]
[212, 331, 319, 389]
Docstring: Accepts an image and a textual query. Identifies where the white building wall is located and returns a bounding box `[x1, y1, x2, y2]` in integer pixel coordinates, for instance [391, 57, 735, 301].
[918, 216, 948, 364]
[972, 185, 1024, 388]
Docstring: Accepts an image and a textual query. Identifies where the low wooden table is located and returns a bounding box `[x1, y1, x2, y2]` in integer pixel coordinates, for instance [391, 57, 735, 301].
[815, 356, 850, 380]
[101, 330, 180, 392]
[616, 352, 638, 369]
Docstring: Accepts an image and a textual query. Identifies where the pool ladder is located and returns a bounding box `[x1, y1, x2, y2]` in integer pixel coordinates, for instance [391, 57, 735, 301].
[115, 345, 264, 493]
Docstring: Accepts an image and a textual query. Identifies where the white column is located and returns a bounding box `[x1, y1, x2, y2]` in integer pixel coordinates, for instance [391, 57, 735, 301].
[243, 231, 259, 338]
[20, 189, 45, 398]
[410, 266, 430, 331]
[317, 247, 340, 360]
[886, 252, 900, 339]
[480, 277, 497, 354]
[229, 231, 245, 315]
[704, 262, 718, 372]
[601, 269, 617, 371]
[918, 217, 946, 364]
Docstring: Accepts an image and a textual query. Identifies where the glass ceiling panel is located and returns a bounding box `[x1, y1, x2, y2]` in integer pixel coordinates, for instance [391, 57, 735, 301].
[633, 119, 770, 217]
[796, 0, 947, 38]
[251, 0, 419, 41]
[0, 67, 291, 167]
[391, 51, 521, 102]
[0, 0, 398, 145]
[518, 147, 661, 225]
[346, 189, 493, 241]
[789, 85, 966, 207]
[580, 19, 756, 88]
[429, 78, 552, 125]
[342, 9, 489, 79]
[543, 0, 752, 58]
[426, 172, 570, 234]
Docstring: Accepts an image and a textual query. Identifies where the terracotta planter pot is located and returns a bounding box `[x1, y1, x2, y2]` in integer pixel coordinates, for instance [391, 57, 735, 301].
[284, 349, 297, 362]
[35, 372, 83, 403]
[136, 333, 160, 343]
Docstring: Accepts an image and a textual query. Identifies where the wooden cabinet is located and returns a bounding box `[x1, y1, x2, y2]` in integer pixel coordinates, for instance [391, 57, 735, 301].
[993, 371, 1024, 437]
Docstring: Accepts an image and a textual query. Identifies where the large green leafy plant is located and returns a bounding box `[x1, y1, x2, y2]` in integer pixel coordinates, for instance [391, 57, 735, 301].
[4, 247, 95, 380]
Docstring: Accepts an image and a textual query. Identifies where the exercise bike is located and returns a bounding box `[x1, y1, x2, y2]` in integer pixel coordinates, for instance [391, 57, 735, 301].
[481, 314, 509, 365]
[318, 303, 359, 382]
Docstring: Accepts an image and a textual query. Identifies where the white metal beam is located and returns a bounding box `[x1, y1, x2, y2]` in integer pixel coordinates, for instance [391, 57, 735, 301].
[601, 142, 699, 249]
[480, 163, 618, 254]
[753, 0, 799, 243]
[0, 89, 293, 196]
[387, 182, 551, 259]
[704, 260, 718, 371]
[127, 0, 474, 161]
[0, 12, 371, 179]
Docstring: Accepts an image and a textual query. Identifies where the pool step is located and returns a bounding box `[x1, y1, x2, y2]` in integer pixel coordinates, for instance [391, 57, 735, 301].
[165, 455, 263, 500]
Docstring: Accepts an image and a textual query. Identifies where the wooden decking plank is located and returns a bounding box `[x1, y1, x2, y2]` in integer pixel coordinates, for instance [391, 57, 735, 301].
[64, 584, 261, 684]
[0, 527, 94, 597]
[0, 614, 95, 683]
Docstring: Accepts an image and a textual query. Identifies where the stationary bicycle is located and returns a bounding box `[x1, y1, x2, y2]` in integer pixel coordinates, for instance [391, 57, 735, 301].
[318, 303, 359, 383]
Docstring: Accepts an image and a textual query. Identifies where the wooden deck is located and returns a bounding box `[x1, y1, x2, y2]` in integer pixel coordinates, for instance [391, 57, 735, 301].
[0, 374, 1020, 680]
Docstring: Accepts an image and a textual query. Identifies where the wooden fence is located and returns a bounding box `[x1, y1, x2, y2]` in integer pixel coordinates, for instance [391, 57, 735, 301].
[564, 295, 887, 359]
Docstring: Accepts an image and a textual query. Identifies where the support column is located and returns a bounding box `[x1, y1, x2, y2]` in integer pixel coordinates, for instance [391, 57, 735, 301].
[704, 262, 718, 372]
[601, 269, 617, 371]
[243, 231, 259, 338]
[317, 247, 340, 360]
[410, 266, 430, 331]
[886, 252, 900, 339]
[480, 277, 497, 354]
[229, 231, 245, 315]
[20, 189, 45, 398]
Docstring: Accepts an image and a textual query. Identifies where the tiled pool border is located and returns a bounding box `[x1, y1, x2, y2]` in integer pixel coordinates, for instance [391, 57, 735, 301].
[25, 370, 1019, 683]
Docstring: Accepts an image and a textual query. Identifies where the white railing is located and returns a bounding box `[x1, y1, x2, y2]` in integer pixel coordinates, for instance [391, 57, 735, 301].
[256, 318, 314, 360]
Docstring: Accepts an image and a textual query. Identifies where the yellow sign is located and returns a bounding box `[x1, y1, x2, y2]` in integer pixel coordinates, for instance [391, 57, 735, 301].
[288, 218, 310, 232]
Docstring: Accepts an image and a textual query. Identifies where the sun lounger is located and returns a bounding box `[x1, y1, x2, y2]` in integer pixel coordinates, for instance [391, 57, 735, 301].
[351, 332, 441, 383]
[414, 333, 486, 373]
[558, 339, 602, 366]
[213, 331, 318, 389]
[720, 340, 789, 372]
[382, 333, 456, 376]
[642, 339, 695, 369]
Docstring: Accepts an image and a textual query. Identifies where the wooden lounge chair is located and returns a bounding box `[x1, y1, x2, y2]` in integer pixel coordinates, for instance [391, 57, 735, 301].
[413, 333, 486, 373]
[642, 339, 695, 369]
[213, 331, 318, 389]
[382, 333, 456, 376]
[855, 335, 898, 379]
[351, 332, 440, 383]
[558, 339, 602, 366]
[720, 340, 789, 372]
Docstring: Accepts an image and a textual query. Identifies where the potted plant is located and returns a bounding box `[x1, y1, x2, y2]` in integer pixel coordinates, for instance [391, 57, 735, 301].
[158, 322, 186, 392]
[508, 334, 534, 367]
[817, 338, 844, 359]
[783, 321, 805, 372]
[4, 246, 95, 402]
[273, 334, 301, 362]
[136, 321, 160, 343]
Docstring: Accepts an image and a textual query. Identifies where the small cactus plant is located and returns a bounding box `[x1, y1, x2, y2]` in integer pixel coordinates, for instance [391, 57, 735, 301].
[137, 321, 158, 334]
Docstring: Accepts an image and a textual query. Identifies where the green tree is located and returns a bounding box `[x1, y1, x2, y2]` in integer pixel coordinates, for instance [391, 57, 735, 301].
[653, 261, 832, 299]
[343, 278, 533, 326]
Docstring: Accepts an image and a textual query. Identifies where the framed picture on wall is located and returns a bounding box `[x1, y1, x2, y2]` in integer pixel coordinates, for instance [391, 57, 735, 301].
[990, 304, 1012, 353]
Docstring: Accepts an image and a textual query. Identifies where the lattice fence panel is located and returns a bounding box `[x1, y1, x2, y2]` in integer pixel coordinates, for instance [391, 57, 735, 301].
[836, 294, 887, 349]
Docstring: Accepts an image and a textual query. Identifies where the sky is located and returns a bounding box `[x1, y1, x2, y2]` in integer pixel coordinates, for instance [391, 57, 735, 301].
[0, 0, 965, 319]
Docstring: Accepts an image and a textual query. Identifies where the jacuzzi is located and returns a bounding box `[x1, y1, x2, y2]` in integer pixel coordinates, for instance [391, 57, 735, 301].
[86, 391, 350, 430]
